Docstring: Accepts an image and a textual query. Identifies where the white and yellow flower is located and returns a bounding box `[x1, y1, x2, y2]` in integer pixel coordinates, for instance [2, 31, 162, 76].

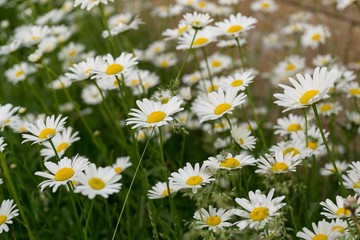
[112, 156, 132, 174]
[256, 151, 302, 174]
[193, 205, 234, 232]
[0, 199, 19, 233]
[231, 125, 257, 150]
[215, 13, 257, 37]
[320, 195, 360, 219]
[147, 181, 177, 199]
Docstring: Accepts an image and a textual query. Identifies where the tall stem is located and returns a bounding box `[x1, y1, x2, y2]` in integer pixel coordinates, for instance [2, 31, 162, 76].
[99, 3, 118, 54]
[175, 30, 198, 81]
[201, 47, 214, 89]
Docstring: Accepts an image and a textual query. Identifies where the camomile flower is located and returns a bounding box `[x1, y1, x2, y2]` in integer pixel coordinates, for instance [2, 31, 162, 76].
[162, 23, 190, 41]
[343, 81, 360, 99]
[58, 42, 85, 62]
[181, 11, 213, 30]
[329, 219, 349, 238]
[112, 156, 132, 174]
[14, 25, 50, 46]
[215, 13, 257, 37]
[204, 153, 256, 171]
[217, 38, 245, 48]
[22, 115, 67, 144]
[0, 199, 19, 233]
[343, 173, 360, 194]
[152, 53, 177, 68]
[81, 84, 104, 105]
[147, 181, 177, 199]
[182, 71, 202, 86]
[74, 0, 114, 11]
[199, 77, 221, 93]
[0, 137, 7, 152]
[193, 205, 234, 232]
[274, 113, 304, 136]
[317, 101, 342, 117]
[250, 0, 278, 13]
[269, 140, 311, 159]
[5, 62, 36, 84]
[91, 53, 138, 82]
[234, 188, 285, 230]
[169, 162, 214, 193]
[124, 69, 159, 95]
[220, 71, 254, 92]
[177, 27, 217, 50]
[301, 25, 330, 49]
[35, 155, 89, 192]
[231, 125, 256, 150]
[0, 104, 20, 131]
[102, 14, 143, 38]
[48, 76, 72, 90]
[320, 161, 348, 176]
[296, 219, 338, 240]
[40, 127, 80, 161]
[126, 96, 184, 129]
[292, 126, 327, 156]
[256, 151, 302, 174]
[274, 67, 339, 112]
[347, 161, 360, 176]
[272, 55, 306, 85]
[200, 53, 232, 74]
[74, 163, 122, 199]
[65, 57, 99, 82]
[320, 195, 360, 219]
[0, 40, 21, 55]
[191, 89, 246, 123]
[313, 54, 333, 67]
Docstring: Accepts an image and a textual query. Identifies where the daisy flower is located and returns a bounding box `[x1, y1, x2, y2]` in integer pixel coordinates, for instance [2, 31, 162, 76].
[126, 96, 184, 129]
[0, 137, 7, 153]
[344, 81, 360, 99]
[250, 0, 278, 13]
[215, 13, 257, 37]
[274, 113, 304, 136]
[204, 153, 256, 171]
[40, 127, 80, 161]
[22, 115, 67, 144]
[256, 151, 302, 174]
[0, 199, 19, 233]
[169, 162, 214, 194]
[14, 25, 50, 46]
[182, 71, 202, 86]
[234, 188, 285, 230]
[0, 103, 20, 131]
[81, 84, 105, 105]
[181, 11, 213, 30]
[231, 125, 257, 150]
[74, 0, 114, 11]
[274, 67, 339, 112]
[320, 161, 348, 176]
[91, 53, 138, 82]
[293, 126, 327, 156]
[74, 163, 122, 199]
[269, 140, 311, 159]
[65, 57, 99, 82]
[193, 205, 234, 232]
[296, 219, 338, 240]
[191, 90, 246, 123]
[200, 53, 232, 74]
[320, 195, 360, 219]
[162, 23, 190, 41]
[343, 173, 360, 194]
[317, 101, 342, 117]
[112, 156, 132, 174]
[272, 55, 306, 85]
[152, 53, 177, 68]
[220, 71, 255, 92]
[329, 219, 349, 238]
[313, 54, 333, 67]
[147, 181, 177, 199]
[5, 62, 36, 84]
[35, 155, 89, 192]
[301, 25, 330, 49]
[177, 27, 217, 50]
[48, 76, 72, 90]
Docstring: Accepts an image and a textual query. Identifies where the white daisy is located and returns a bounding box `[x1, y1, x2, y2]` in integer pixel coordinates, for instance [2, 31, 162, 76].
[0, 103, 20, 131]
[193, 205, 234, 232]
[126, 96, 184, 129]
[5, 62, 36, 84]
[296, 219, 338, 240]
[317, 101, 342, 117]
[0, 199, 19, 233]
[274, 113, 304, 136]
[234, 188, 286, 230]
[204, 153, 256, 171]
[220, 71, 254, 92]
[74, 0, 114, 11]
[81, 84, 105, 105]
[215, 13, 257, 37]
[112, 156, 132, 174]
[147, 181, 177, 199]
[343, 173, 360, 194]
[274, 67, 339, 112]
[169, 162, 214, 194]
[320, 161, 348, 176]
[35, 155, 90, 192]
[0, 137, 6, 153]
[22, 115, 67, 144]
[65, 56, 99, 82]
[269, 140, 311, 160]
[320, 195, 360, 219]
[250, 0, 278, 13]
[256, 151, 302, 174]
[177, 27, 217, 50]
[181, 11, 214, 30]
[231, 125, 257, 150]
[301, 25, 330, 49]
[74, 163, 122, 199]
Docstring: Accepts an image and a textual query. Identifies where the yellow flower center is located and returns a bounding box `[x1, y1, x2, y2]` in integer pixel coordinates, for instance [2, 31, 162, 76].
[193, 37, 208, 46]
[239, 138, 245, 145]
[105, 63, 124, 75]
[130, 79, 140, 86]
[31, 36, 40, 41]
[261, 2, 270, 8]
[227, 25, 243, 33]
[147, 111, 166, 123]
[38, 128, 56, 139]
[15, 70, 24, 77]
[312, 234, 327, 240]
[335, 207, 351, 217]
[287, 123, 301, 132]
[286, 63, 295, 71]
[56, 142, 68, 153]
[207, 84, 218, 92]
[69, 50, 76, 57]
[160, 188, 173, 197]
[214, 103, 231, 115]
[331, 225, 345, 233]
[353, 180, 360, 188]
[159, 61, 169, 68]
[282, 147, 300, 156]
[220, 157, 240, 168]
[249, 207, 269, 221]
[88, 177, 105, 190]
[272, 162, 289, 173]
[300, 90, 319, 104]
[349, 88, 360, 96]
[54, 167, 75, 181]
[114, 167, 122, 174]
[307, 141, 318, 150]
[231, 80, 243, 87]
[186, 176, 203, 186]
[178, 26, 188, 34]
[198, 1, 206, 8]
[312, 33, 321, 41]
[84, 68, 93, 75]
[320, 103, 332, 112]
[205, 216, 221, 226]
[211, 60, 221, 68]
[0, 215, 7, 225]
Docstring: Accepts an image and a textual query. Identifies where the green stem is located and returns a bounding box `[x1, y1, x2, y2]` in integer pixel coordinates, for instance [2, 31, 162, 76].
[99, 3, 118, 54]
[84, 199, 95, 240]
[235, 37, 246, 71]
[201, 47, 214, 89]
[304, 109, 308, 145]
[0, 153, 35, 240]
[48, 139, 60, 161]
[175, 30, 198, 81]
[112, 129, 155, 240]
[66, 182, 85, 239]
[25, 79, 50, 114]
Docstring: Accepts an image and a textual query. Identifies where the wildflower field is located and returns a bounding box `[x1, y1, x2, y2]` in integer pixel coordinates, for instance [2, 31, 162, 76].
[1, 0, 360, 239]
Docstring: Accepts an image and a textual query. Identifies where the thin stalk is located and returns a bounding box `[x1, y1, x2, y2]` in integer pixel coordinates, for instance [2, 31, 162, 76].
[84, 199, 95, 240]
[25, 79, 50, 114]
[304, 109, 308, 144]
[48, 139, 60, 161]
[99, 3, 118, 54]
[66, 182, 85, 239]
[285, 194, 298, 232]
[311, 104, 347, 195]
[175, 30, 198, 81]
[0, 153, 35, 240]
[201, 47, 214, 89]
[112, 129, 155, 240]
[235, 37, 246, 71]
[224, 114, 233, 130]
